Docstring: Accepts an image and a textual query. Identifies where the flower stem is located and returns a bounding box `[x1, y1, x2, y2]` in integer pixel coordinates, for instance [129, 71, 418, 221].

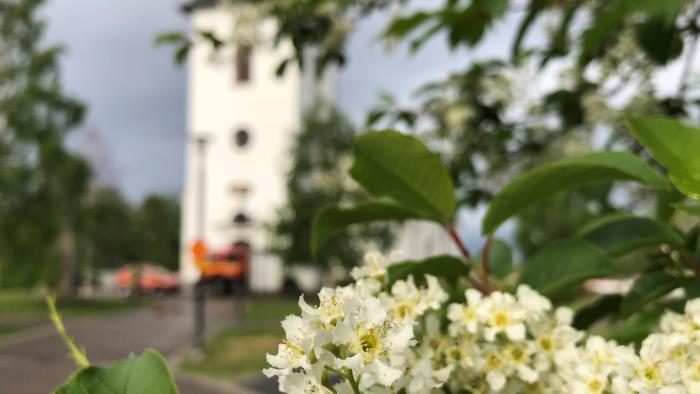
[445, 223, 490, 294]
[45, 293, 90, 369]
[345, 370, 361, 394]
[446, 223, 471, 259]
[481, 233, 493, 291]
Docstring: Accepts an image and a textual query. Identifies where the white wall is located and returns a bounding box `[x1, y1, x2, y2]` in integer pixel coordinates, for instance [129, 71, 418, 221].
[180, 5, 302, 285]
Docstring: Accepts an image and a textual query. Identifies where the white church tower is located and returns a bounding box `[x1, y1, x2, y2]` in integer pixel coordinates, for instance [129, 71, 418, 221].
[179, 0, 335, 286]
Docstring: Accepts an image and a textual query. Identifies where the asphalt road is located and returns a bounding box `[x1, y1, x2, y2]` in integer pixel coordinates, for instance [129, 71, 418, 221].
[0, 296, 274, 394]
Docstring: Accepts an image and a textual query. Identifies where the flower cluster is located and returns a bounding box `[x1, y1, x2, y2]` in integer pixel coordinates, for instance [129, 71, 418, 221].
[265, 251, 700, 394]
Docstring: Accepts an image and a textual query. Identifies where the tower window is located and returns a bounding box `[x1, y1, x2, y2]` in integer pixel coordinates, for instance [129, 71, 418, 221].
[233, 213, 250, 225]
[234, 129, 250, 148]
[236, 45, 252, 82]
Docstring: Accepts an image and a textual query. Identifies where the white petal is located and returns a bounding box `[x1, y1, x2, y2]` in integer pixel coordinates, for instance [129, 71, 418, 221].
[506, 323, 526, 341]
[372, 359, 402, 386]
[486, 370, 506, 390]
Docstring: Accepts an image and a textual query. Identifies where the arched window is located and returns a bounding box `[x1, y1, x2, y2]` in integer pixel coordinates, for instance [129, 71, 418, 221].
[234, 129, 250, 148]
[233, 213, 250, 225]
[235, 45, 252, 82]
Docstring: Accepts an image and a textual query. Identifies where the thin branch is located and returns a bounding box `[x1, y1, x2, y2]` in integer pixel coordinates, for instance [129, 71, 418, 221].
[481, 233, 493, 280]
[446, 223, 471, 259]
[45, 294, 90, 369]
[444, 223, 491, 294]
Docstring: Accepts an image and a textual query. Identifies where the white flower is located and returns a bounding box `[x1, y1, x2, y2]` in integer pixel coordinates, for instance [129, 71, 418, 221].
[477, 291, 526, 342]
[447, 289, 481, 336]
[266, 248, 700, 394]
[279, 364, 329, 394]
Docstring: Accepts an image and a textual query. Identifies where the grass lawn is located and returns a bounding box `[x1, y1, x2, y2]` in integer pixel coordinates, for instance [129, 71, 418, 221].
[180, 297, 298, 381]
[180, 327, 282, 380]
[0, 291, 148, 337]
[241, 297, 299, 320]
[0, 291, 148, 318]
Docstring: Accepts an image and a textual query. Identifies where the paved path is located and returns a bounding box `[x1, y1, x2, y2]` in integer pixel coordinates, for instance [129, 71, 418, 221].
[0, 296, 263, 394]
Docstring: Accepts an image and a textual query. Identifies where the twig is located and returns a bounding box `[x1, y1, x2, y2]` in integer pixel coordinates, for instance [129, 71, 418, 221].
[45, 293, 90, 369]
[446, 223, 471, 259]
[481, 233, 493, 279]
[444, 223, 491, 294]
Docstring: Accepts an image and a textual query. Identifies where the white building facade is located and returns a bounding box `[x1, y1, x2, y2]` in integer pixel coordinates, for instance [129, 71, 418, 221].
[179, 1, 457, 288]
[179, 0, 334, 286]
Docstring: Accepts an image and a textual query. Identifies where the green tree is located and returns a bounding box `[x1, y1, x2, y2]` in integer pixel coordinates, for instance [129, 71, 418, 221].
[133, 195, 180, 271]
[270, 103, 393, 268]
[163, 1, 700, 254]
[0, 0, 88, 290]
[84, 188, 138, 271]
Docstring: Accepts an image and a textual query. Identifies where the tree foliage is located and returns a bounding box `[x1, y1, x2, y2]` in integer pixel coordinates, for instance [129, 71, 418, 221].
[0, 0, 88, 289]
[270, 104, 393, 268]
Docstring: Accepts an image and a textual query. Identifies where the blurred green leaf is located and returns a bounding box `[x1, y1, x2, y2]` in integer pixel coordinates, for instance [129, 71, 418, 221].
[486, 238, 513, 279]
[577, 214, 683, 256]
[54, 349, 178, 394]
[604, 307, 663, 345]
[198, 30, 224, 50]
[630, 0, 685, 25]
[684, 278, 700, 299]
[511, 0, 548, 61]
[311, 202, 418, 257]
[573, 294, 623, 330]
[482, 151, 668, 234]
[350, 131, 456, 222]
[519, 239, 615, 297]
[579, 0, 684, 65]
[634, 19, 683, 65]
[174, 44, 191, 66]
[387, 255, 468, 287]
[154, 31, 187, 45]
[627, 117, 700, 200]
[365, 109, 385, 127]
[579, 0, 625, 65]
[674, 204, 700, 217]
[383, 11, 433, 39]
[621, 271, 684, 317]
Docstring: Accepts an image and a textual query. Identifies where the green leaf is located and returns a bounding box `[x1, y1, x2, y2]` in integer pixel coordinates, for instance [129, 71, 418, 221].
[54, 349, 178, 394]
[573, 295, 623, 330]
[311, 202, 419, 257]
[154, 31, 187, 45]
[603, 307, 663, 345]
[350, 131, 456, 221]
[621, 271, 684, 317]
[383, 11, 433, 40]
[482, 151, 668, 234]
[198, 30, 224, 50]
[576, 214, 683, 256]
[683, 278, 700, 299]
[579, 0, 625, 65]
[387, 255, 469, 287]
[674, 203, 700, 217]
[510, 0, 547, 61]
[629, 0, 684, 25]
[486, 239, 513, 279]
[634, 19, 683, 65]
[174, 43, 191, 66]
[626, 117, 700, 200]
[519, 239, 615, 297]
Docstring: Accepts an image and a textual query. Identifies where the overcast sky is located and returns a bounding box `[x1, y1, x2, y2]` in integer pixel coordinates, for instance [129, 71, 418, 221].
[41, 0, 524, 204]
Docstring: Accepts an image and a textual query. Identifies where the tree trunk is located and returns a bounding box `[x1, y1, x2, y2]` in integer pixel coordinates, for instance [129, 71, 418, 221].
[58, 226, 78, 297]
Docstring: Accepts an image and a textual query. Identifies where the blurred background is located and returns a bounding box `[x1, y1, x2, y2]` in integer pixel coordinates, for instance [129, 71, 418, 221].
[1, 0, 699, 392]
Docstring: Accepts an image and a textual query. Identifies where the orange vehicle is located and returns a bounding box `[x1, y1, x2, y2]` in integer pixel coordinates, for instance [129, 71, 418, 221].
[116, 263, 179, 294]
[194, 241, 250, 293]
